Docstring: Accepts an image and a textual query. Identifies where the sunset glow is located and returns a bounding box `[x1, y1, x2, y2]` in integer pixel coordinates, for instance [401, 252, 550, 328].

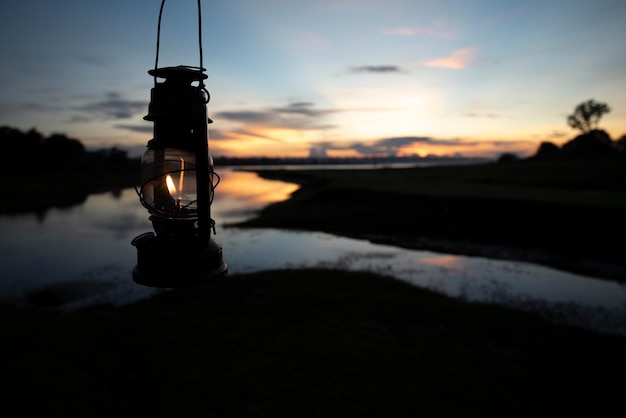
[1, 0, 624, 159]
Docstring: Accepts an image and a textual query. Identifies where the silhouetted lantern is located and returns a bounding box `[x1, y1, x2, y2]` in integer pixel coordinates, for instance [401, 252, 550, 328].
[131, 65, 227, 287]
[130, 0, 226, 287]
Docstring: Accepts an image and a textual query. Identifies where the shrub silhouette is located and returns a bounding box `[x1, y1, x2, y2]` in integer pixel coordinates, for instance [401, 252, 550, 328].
[561, 130, 616, 159]
[616, 135, 626, 156]
[497, 152, 521, 163]
[534, 142, 561, 160]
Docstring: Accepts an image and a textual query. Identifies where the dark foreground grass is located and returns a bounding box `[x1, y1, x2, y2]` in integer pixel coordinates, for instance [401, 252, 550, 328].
[3, 269, 624, 417]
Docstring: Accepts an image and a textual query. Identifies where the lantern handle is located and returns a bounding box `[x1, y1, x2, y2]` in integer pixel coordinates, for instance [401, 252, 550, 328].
[154, 0, 205, 88]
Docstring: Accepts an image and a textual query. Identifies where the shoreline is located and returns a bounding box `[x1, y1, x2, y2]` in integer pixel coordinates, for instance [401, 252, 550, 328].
[241, 164, 626, 284]
[335, 231, 626, 283]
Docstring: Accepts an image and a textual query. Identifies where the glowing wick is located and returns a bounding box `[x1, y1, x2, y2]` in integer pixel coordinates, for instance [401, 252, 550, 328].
[178, 159, 185, 198]
[165, 174, 181, 209]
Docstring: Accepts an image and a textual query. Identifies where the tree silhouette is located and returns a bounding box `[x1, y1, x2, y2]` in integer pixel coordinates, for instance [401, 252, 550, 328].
[566, 99, 610, 134]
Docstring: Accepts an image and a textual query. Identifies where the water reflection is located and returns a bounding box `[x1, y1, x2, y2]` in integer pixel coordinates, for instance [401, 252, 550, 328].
[0, 167, 624, 337]
[213, 170, 299, 223]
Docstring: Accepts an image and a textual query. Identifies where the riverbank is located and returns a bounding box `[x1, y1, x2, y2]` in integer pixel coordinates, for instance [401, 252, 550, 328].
[235, 160, 626, 282]
[3, 269, 625, 417]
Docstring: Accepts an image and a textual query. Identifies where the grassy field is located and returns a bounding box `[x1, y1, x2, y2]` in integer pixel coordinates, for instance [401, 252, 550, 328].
[236, 159, 626, 282]
[3, 269, 625, 417]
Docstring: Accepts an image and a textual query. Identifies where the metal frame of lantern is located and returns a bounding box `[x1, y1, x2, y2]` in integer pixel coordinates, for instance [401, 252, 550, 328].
[131, 0, 227, 287]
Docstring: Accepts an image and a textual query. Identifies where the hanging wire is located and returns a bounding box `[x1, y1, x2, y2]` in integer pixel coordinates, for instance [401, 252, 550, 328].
[153, 0, 205, 87]
[197, 0, 205, 89]
[154, 0, 166, 86]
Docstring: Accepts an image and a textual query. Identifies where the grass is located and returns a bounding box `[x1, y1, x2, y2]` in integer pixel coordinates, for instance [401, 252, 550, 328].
[3, 269, 625, 417]
[252, 159, 626, 206]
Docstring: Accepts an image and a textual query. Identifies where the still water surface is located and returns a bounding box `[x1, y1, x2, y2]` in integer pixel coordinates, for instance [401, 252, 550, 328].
[1, 167, 624, 336]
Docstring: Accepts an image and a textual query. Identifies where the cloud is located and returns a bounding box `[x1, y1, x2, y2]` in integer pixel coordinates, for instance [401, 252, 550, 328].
[71, 92, 147, 122]
[227, 127, 286, 142]
[309, 136, 480, 158]
[423, 46, 478, 69]
[377, 136, 433, 147]
[357, 136, 477, 155]
[547, 130, 568, 139]
[379, 136, 475, 147]
[0, 101, 63, 115]
[114, 124, 153, 133]
[488, 140, 534, 148]
[350, 65, 404, 74]
[275, 102, 330, 116]
[309, 133, 538, 160]
[463, 112, 502, 118]
[215, 102, 339, 131]
[383, 26, 455, 38]
[291, 32, 331, 52]
[382, 27, 418, 36]
[206, 129, 239, 141]
[382, 19, 456, 39]
[214, 111, 272, 123]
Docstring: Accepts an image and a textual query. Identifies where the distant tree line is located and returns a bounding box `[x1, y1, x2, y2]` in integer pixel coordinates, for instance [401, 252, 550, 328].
[0, 126, 136, 172]
[2, 126, 139, 215]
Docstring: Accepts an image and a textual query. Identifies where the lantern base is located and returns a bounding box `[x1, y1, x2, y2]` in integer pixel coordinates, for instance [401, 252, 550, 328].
[131, 232, 227, 288]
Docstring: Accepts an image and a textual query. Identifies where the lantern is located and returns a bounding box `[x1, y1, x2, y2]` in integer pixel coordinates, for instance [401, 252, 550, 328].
[131, 1, 227, 287]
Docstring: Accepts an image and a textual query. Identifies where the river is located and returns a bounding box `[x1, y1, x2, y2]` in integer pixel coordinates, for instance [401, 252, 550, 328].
[0, 166, 624, 336]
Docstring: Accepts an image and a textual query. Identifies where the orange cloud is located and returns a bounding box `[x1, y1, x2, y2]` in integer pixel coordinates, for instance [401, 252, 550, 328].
[383, 27, 419, 36]
[423, 46, 477, 69]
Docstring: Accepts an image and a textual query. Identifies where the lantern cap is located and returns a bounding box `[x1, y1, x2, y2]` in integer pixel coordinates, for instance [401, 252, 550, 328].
[149, 65, 208, 85]
[142, 65, 210, 149]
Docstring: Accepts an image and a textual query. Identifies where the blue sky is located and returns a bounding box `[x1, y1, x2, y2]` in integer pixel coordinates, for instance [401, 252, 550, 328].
[1, 0, 625, 158]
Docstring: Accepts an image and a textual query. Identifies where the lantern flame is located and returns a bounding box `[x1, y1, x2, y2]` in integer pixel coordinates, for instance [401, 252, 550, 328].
[166, 174, 177, 195]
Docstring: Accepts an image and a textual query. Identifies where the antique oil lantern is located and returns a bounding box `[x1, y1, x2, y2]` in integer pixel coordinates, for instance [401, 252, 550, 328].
[131, 1, 227, 287]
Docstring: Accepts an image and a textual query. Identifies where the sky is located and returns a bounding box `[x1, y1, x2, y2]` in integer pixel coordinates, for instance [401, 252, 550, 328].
[1, 0, 625, 159]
